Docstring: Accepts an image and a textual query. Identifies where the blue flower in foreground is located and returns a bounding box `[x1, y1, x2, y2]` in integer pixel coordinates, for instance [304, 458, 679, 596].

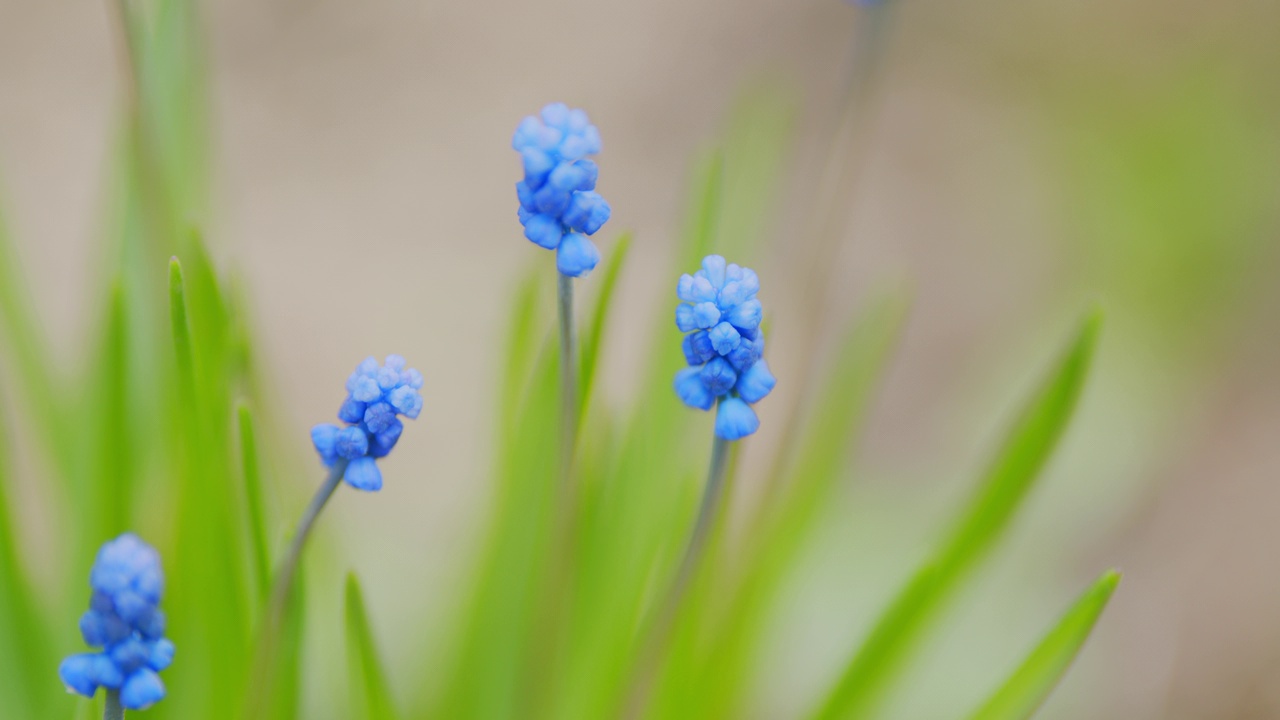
[674, 255, 776, 440]
[60, 534, 174, 710]
[312, 355, 423, 491]
[513, 103, 611, 277]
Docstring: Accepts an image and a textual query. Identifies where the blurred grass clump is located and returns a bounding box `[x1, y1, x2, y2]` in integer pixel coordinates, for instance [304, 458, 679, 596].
[0, 1, 1124, 719]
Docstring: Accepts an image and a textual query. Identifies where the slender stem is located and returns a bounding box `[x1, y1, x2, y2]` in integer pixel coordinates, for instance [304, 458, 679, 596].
[669, 434, 731, 609]
[268, 459, 348, 624]
[623, 429, 732, 719]
[104, 689, 124, 720]
[557, 273, 579, 479]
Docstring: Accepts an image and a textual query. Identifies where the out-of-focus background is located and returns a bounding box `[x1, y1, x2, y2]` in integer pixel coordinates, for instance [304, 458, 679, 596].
[1, 0, 1277, 717]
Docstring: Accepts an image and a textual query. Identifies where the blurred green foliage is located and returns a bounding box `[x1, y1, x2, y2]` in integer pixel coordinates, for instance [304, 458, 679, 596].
[0, 2, 1124, 719]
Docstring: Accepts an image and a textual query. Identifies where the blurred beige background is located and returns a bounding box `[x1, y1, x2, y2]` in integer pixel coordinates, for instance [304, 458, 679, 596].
[1, 0, 1278, 717]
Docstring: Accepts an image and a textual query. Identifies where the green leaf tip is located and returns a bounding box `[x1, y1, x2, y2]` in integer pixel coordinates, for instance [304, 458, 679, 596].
[967, 569, 1120, 720]
[809, 312, 1102, 720]
[345, 572, 399, 720]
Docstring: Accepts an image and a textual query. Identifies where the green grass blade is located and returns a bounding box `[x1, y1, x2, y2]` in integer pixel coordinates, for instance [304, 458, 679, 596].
[238, 402, 271, 602]
[967, 570, 1120, 720]
[681, 149, 724, 268]
[85, 282, 133, 545]
[168, 257, 196, 394]
[811, 309, 1102, 720]
[167, 254, 252, 717]
[712, 84, 795, 262]
[0, 199, 72, 483]
[0, 387, 52, 718]
[579, 232, 632, 417]
[345, 573, 401, 720]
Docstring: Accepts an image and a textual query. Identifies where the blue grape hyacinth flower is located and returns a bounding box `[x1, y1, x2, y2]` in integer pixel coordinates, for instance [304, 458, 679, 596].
[59, 534, 175, 710]
[513, 102, 611, 277]
[674, 255, 777, 440]
[311, 355, 423, 491]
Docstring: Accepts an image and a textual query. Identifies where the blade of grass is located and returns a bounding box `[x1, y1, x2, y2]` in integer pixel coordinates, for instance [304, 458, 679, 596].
[85, 281, 133, 546]
[0, 200, 72, 483]
[811, 309, 1102, 720]
[579, 232, 632, 419]
[966, 570, 1120, 720]
[0, 386, 52, 718]
[681, 150, 724, 268]
[345, 573, 401, 720]
[712, 84, 796, 263]
[167, 256, 251, 718]
[238, 402, 271, 603]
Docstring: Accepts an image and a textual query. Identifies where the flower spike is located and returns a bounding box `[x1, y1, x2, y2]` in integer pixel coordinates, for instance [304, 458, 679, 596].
[512, 103, 611, 277]
[311, 354, 424, 491]
[673, 255, 776, 440]
[59, 534, 175, 711]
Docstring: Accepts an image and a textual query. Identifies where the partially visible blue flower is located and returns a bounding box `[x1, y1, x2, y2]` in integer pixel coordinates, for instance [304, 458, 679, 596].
[673, 255, 777, 440]
[513, 103, 611, 277]
[312, 355, 423, 491]
[60, 534, 174, 710]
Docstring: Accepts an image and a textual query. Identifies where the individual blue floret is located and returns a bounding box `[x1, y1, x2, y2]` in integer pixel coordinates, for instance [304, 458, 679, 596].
[513, 103, 612, 277]
[59, 534, 175, 710]
[673, 255, 777, 440]
[312, 355, 423, 492]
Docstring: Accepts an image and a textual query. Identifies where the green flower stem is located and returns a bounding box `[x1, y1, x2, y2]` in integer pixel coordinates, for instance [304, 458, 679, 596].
[671, 432, 731, 606]
[105, 689, 124, 720]
[268, 459, 349, 624]
[557, 272, 579, 480]
[623, 427, 732, 718]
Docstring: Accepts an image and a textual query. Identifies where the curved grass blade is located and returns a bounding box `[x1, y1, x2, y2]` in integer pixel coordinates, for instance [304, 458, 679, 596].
[238, 402, 271, 602]
[0, 200, 71, 482]
[0, 386, 52, 718]
[967, 570, 1120, 720]
[168, 255, 252, 715]
[811, 309, 1102, 720]
[681, 149, 724, 268]
[86, 282, 133, 546]
[346, 573, 401, 720]
[579, 232, 632, 418]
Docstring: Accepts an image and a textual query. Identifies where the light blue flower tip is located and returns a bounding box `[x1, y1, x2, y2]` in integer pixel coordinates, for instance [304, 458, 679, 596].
[121, 668, 165, 709]
[62, 535, 173, 705]
[316, 356, 423, 490]
[557, 232, 601, 277]
[345, 456, 383, 492]
[514, 104, 611, 273]
[715, 397, 760, 440]
[673, 256, 772, 439]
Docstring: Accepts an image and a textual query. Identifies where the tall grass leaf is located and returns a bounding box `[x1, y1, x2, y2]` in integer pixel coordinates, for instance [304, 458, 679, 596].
[681, 149, 724, 268]
[0, 386, 52, 718]
[238, 402, 271, 602]
[86, 281, 133, 546]
[165, 255, 251, 719]
[433, 331, 559, 720]
[579, 232, 632, 417]
[0, 200, 70, 481]
[345, 573, 401, 720]
[680, 287, 909, 719]
[967, 570, 1121, 720]
[168, 258, 196, 397]
[811, 309, 1102, 720]
[500, 263, 546, 442]
[712, 84, 796, 263]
